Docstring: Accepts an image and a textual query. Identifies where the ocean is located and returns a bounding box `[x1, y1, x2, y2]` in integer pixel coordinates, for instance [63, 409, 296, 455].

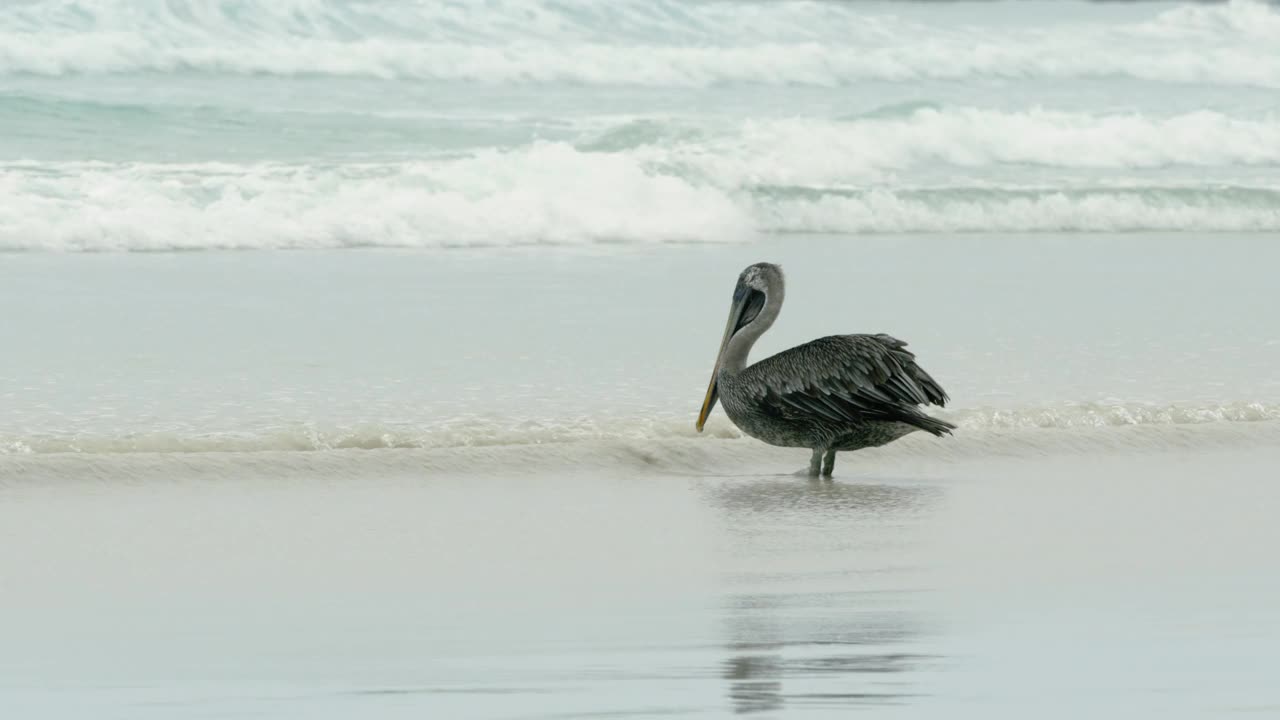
[2, 1, 1279, 718]
[4, 0, 1280, 251]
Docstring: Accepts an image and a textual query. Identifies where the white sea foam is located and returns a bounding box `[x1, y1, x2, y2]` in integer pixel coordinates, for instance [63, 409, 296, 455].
[1, 0, 1279, 88]
[6, 102, 1280, 250]
[2, 402, 1275, 457]
[4, 417, 1279, 484]
[6, 172, 1277, 251]
[667, 110, 1280, 187]
[757, 190, 1280, 234]
[0, 146, 750, 250]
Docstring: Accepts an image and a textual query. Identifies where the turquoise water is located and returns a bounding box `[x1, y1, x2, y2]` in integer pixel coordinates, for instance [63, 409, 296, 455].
[3, 0, 1280, 249]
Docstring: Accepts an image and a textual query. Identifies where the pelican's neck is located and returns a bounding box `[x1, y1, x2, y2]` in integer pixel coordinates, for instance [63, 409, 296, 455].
[720, 286, 783, 376]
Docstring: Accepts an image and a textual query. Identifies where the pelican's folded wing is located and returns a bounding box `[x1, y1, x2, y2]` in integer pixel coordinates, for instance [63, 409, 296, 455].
[740, 334, 954, 435]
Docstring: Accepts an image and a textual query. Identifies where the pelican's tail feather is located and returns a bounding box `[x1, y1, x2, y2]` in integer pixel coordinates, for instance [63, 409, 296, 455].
[906, 412, 957, 437]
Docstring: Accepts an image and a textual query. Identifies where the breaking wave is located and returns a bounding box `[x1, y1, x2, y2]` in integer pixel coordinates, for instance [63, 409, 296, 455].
[668, 110, 1280, 183]
[2, 0, 1279, 88]
[6, 104, 1280, 250]
[757, 188, 1280, 234]
[6, 165, 1278, 250]
[0, 149, 751, 250]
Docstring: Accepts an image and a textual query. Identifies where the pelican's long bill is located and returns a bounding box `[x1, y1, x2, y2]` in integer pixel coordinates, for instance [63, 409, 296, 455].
[696, 285, 752, 432]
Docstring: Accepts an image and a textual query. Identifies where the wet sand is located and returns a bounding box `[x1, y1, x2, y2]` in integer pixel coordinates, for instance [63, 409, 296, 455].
[3, 443, 1278, 718]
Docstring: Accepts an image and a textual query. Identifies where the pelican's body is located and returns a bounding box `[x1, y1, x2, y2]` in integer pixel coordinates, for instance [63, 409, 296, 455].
[697, 263, 953, 477]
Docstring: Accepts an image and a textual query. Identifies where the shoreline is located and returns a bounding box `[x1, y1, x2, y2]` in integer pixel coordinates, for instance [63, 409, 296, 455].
[4, 419, 1278, 484]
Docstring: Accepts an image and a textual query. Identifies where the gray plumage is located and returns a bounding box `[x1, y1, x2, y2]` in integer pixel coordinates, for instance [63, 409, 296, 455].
[696, 263, 954, 477]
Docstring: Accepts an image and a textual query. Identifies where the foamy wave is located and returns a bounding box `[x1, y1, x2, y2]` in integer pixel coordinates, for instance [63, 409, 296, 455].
[757, 188, 1280, 234]
[5, 411, 1279, 481]
[6, 102, 1280, 250]
[951, 402, 1280, 430]
[2, 402, 1276, 457]
[0, 146, 750, 250]
[0, 416, 741, 456]
[4, 163, 1278, 251]
[1, 0, 1278, 88]
[669, 110, 1280, 186]
[1138, 0, 1280, 42]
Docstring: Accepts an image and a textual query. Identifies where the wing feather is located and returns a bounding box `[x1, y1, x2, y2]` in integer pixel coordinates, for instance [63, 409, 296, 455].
[740, 334, 954, 436]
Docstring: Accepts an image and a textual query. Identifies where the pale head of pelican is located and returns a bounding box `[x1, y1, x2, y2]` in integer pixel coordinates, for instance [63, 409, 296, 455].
[696, 262, 785, 432]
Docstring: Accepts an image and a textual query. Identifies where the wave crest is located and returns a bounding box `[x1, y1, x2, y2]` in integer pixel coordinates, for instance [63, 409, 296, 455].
[2, 0, 1279, 88]
[758, 188, 1280, 234]
[0, 146, 750, 250]
[7, 104, 1280, 250]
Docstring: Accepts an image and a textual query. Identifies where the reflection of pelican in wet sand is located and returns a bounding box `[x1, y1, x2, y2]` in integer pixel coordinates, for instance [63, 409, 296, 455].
[708, 477, 938, 517]
[697, 263, 953, 477]
[722, 593, 927, 715]
[710, 480, 939, 714]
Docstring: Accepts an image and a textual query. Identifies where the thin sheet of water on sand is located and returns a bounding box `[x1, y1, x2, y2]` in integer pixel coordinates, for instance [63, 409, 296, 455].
[3, 444, 1278, 719]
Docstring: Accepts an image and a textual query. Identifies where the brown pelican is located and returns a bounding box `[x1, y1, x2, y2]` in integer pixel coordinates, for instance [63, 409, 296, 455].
[696, 262, 954, 477]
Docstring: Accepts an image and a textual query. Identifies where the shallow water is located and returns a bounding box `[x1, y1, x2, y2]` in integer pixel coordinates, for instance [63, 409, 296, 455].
[3, 234, 1279, 457]
[4, 446, 1279, 718]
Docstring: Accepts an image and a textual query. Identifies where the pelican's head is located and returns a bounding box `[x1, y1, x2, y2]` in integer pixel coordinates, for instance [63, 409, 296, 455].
[696, 262, 785, 432]
[737, 262, 783, 295]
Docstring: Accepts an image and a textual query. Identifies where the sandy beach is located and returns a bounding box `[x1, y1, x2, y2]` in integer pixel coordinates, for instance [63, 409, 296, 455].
[4, 434, 1280, 719]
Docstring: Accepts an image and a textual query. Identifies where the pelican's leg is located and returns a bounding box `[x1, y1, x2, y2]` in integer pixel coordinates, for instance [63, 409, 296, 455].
[805, 448, 823, 477]
[821, 449, 837, 477]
